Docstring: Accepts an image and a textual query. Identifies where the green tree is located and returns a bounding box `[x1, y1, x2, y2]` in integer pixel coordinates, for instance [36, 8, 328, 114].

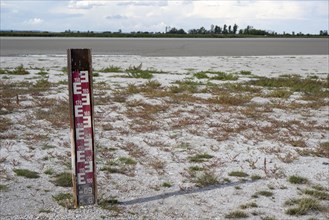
[223, 24, 228, 34]
[233, 24, 238, 34]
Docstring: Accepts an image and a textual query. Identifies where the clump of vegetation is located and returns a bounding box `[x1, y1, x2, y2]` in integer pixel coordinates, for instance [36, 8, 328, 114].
[0, 117, 12, 132]
[13, 168, 40, 179]
[285, 197, 325, 216]
[194, 71, 238, 81]
[303, 189, 329, 200]
[44, 168, 55, 175]
[53, 172, 72, 187]
[34, 78, 51, 90]
[0, 184, 9, 192]
[52, 193, 74, 209]
[266, 90, 292, 99]
[225, 210, 249, 218]
[254, 190, 274, 197]
[100, 65, 123, 73]
[170, 80, 200, 94]
[228, 171, 249, 177]
[0, 65, 29, 75]
[92, 72, 100, 77]
[208, 94, 251, 106]
[194, 171, 219, 187]
[162, 182, 173, 188]
[99, 197, 124, 215]
[39, 209, 52, 213]
[250, 75, 328, 96]
[240, 202, 258, 209]
[36, 68, 49, 76]
[101, 157, 137, 176]
[126, 68, 154, 79]
[251, 175, 262, 181]
[288, 175, 309, 184]
[188, 153, 214, 163]
[239, 70, 252, 75]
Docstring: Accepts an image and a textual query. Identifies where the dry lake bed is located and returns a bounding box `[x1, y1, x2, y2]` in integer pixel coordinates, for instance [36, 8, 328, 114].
[0, 44, 329, 220]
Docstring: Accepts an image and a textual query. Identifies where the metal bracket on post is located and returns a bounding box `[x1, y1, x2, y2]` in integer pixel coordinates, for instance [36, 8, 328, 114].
[67, 49, 97, 208]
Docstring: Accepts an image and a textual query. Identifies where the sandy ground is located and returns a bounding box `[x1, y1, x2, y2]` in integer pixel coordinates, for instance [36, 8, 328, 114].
[0, 55, 328, 220]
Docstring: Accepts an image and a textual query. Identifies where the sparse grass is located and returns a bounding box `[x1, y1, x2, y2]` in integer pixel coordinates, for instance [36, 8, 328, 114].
[266, 90, 293, 99]
[288, 175, 309, 184]
[251, 175, 262, 181]
[99, 197, 123, 214]
[0, 184, 9, 191]
[170, 80, 199, 94]
[194, 171, 219, 187]
[42, 144, 56, 150]
[36, 69, 49, 76]
[162, 182, 173, 188]
[101, 157, 137, 176]
[261, 216, 276, 220]
[239, 70, 252, 75]
[285, 197, 325, 216]
[118, 157, 137, 165]
[255, 190, 274, 197]
[126, 69, 153, 79]
[189, 166, 204, 172]
[194, 71, 238, 81]
[208, 93, 251, 106]
[39, 208, 52, 213]
[304, 189, 329, 200]
[44, 168, 55, 175]
[240, 202, 258, 209]
[188, 153, 214, 163]
[53, 172, 72, 187]
[0, 65, 29, 75]
[34, 78, 51, 90]
[249, 76, 327, 96]
[93, 72, 100, 77]
[34, 98, 69, 128]
[52, 193, 74, 209]
[229, 171, 249, 178]
[0, 117, 12, 132]
[13, 168, 40, 179]
[225, 210, 249, 218]
[100, 65, 123, 73]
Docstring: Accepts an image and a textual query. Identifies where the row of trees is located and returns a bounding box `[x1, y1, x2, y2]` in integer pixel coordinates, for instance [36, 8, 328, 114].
[166, 24, 328, 36]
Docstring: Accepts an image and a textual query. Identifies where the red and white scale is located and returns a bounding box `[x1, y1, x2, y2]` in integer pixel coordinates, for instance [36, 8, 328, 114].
[68, 49, 97, 207]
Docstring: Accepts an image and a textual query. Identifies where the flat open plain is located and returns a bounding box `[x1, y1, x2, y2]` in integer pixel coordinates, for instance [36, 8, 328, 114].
[0, 37, 328, 219]
[1, 37, 328, 56]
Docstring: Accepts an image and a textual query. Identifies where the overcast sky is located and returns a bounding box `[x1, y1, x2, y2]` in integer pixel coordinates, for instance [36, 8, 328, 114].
[1, 0, 328, 34]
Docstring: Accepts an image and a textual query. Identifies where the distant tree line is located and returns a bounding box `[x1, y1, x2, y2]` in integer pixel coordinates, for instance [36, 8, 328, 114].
[166, 24, 329, 36]
[1, 24, 328, 38]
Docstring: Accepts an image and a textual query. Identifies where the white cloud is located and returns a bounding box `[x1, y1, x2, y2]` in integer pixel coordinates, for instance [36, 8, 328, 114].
[25, 18, 44, 25]
[188, 1, 304, 20]
[68, 0, 105, 9]
[1, 0, 328, 33]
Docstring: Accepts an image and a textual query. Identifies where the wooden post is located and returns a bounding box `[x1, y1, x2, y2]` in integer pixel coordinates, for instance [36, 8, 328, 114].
[67, 49, 97, 207]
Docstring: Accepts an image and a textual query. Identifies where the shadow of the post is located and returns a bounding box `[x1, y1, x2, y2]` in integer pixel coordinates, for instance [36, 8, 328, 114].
[120, 180, 258, 206]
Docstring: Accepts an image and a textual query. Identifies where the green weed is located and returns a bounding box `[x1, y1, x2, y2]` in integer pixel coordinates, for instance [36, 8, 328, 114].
[100, 65, 123, 73]
[285, 197, 324, 216]
[188, 153, 214, 163]
[0, 184, 9, 191]
[13, 168, 40, 179]
[52, 193, 74, 209]
[194, 171, 219, 187]
[229, 171, 249, 177]
[225, 210, 249, 218]
[0, 65, 29, 75]
[288, 175, 309, 184]
[53, 172, 72, 187]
